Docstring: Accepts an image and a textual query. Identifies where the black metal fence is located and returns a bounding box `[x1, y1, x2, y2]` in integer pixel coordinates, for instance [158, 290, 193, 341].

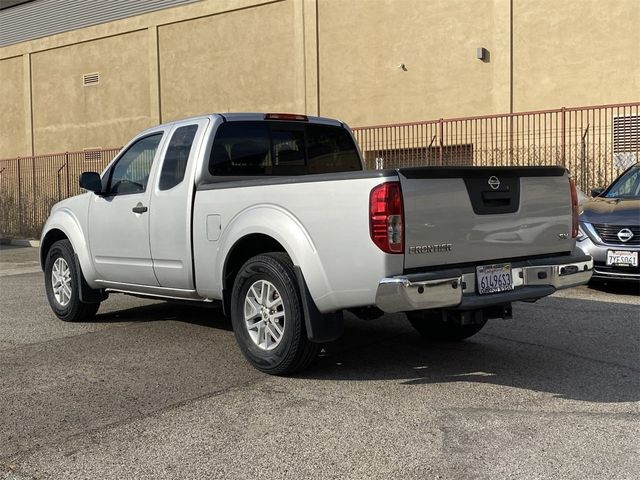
[353, 102, 639, 194]
[0, 148, 120, 238]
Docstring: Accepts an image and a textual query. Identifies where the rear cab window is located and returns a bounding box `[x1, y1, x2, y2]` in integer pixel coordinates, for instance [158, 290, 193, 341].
[209, 121, 361, 176]
[159, 124, 198, 190]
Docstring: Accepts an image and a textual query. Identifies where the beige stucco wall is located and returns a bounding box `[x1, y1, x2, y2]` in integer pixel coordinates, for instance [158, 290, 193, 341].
[0, 0, 638, 158]
[159, 0, 306, 122]
[0, 55, 27, 158]
[30, 30, 153, 154]
[317, 0, 512, 126]
[513, 0, 640, 111]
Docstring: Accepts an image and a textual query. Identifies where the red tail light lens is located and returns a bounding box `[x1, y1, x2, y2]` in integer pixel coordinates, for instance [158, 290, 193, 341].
[569, 178, 579, 238]
[370, 182, 404, 253]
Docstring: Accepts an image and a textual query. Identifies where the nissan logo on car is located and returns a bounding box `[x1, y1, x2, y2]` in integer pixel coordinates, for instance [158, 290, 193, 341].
[488, 176, 501, 190]
[617, 228, 634, 243]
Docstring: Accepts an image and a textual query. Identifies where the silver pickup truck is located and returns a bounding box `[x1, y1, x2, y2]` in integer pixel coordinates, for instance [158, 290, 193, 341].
[41, 113, 593, 374]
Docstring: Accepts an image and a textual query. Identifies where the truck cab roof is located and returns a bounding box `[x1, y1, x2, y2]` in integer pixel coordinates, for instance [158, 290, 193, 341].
[138, 113, 345, 137]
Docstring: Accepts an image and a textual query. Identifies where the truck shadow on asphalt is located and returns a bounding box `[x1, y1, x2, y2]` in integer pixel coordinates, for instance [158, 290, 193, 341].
[92, 302, 233, 331]
[87, 295, 637, 404]
[302, 296, 639, 404]
[311, 334, 638, 404]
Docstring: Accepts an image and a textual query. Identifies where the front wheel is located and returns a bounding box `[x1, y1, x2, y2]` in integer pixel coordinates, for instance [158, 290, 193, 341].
[44, 239, 100, 322]
[230, 253, 320, 375]
[406, 310, 487, 341]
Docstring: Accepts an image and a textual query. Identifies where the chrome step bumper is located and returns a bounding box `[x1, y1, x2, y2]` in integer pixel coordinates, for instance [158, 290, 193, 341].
[375, 254, 593, 313]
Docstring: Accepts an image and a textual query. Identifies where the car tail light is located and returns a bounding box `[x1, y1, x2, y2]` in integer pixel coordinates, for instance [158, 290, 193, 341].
[264, 113, 308, 121]
[370, 182, 404, 253]
[569, 178, 579, 238]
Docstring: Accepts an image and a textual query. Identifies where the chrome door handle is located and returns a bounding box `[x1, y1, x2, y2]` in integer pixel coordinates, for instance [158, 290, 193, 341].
[132, 203, 148, 214]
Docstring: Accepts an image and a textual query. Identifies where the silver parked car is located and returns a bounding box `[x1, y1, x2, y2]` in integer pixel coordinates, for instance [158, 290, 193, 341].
[577, 163, 640, 281]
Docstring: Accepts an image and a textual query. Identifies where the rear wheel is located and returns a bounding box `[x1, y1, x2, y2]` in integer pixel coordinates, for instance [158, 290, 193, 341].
[44, 240, 100, 322]
[406, 310, 487, 341]
[230, 252, 320, 375]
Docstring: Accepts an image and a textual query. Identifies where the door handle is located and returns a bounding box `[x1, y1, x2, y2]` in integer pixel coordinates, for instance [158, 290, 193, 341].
[132, 203, 148, 214]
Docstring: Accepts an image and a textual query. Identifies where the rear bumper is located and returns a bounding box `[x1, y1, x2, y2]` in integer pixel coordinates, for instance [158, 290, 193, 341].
[375, 253, 593, 313]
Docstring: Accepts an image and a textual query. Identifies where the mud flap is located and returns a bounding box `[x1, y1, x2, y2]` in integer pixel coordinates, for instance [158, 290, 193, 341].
[74, 254, 107, 303]
[294, 266, 343, 343]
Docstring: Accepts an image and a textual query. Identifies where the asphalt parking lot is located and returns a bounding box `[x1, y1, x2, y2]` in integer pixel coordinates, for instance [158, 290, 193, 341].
[0, 245, 638, 480]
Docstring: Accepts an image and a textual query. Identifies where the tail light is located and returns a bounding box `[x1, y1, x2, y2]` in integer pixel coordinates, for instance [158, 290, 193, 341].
[370, 182, 404, 253]
[569, 178, 579, 238]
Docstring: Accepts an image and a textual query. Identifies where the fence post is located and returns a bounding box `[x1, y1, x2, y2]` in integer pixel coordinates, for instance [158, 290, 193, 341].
[17, 156, 23, 234]
[508, 115, 514, 164]
[32, 156, 36, 237]
[65, 152, 70, 197]
[438, 118, 444, 166]
[560, 106, 566, 165]
[580, 124, 589, 192]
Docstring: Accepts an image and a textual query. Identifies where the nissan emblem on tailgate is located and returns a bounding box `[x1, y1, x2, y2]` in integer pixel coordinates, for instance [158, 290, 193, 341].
[488, 176, 501, 190]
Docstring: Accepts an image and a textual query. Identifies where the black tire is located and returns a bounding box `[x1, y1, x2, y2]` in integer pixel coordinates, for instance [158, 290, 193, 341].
[44, 239, 100, 322]
[230, 252, 320, 375]
[406, 310, 487, 341]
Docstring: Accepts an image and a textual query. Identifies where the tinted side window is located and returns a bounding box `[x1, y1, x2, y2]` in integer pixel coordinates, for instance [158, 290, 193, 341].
[306, 124, 361, 174]
[159, 125, 198, 190]
[210, 122, 271, 175]
[108, 134, 163, 195]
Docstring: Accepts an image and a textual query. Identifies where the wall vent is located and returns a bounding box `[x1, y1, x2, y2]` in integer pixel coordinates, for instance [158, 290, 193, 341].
[613, 115, 639, 169]
[83, 72, 99, 86]
[83, 149, 102, 161]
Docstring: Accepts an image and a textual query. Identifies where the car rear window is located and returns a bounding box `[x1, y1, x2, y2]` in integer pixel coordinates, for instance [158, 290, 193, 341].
[209, 121, 361, 176]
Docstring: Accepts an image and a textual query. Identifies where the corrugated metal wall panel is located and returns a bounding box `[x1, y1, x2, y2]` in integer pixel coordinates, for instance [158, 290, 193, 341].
[0, 0, 202, 48]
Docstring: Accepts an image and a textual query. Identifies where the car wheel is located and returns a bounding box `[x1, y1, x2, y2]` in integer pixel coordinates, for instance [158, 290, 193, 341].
[406, 310, 487, 341]
[44, 239, 100, 322]
[230, 252, 320, 375]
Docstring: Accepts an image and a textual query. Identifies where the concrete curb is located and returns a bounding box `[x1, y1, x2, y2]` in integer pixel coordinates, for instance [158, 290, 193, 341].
[0, 238, 40, 248]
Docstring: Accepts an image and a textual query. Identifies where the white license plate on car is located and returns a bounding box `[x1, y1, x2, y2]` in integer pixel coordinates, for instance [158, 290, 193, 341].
[477, 263, 514, 295]
[606, 250, 638, 267]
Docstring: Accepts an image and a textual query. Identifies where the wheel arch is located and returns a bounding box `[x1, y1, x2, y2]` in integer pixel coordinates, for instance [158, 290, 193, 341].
[215, 206, 331, 306]
[40, 208, 98, 287]
[222, 233, 287, 311]
[40, 228, 68, 269]
[222, 233, 343, 343]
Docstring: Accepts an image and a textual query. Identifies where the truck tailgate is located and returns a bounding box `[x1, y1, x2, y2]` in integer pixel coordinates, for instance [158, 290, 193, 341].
[399, 167, 574, 270]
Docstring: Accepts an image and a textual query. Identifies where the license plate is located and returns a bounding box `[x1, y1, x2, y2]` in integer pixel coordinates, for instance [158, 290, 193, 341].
[477, 263, 514, 295]
[606, 250, 638, 267]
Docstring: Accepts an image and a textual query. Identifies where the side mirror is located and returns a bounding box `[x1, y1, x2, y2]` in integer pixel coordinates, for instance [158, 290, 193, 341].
[79, 172, 103, 194]
[590, 188, 604, 197]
